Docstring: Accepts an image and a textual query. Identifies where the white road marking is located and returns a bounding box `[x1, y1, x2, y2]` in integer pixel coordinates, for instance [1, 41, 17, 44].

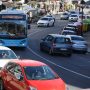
[27, 26, 90, 79]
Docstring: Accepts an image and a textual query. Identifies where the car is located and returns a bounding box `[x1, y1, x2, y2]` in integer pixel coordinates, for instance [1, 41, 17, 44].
[69, 14, 78, 22]
[66, 35, 88, 54]
[0, 60, 66, 90]
[60, 12, 69, 20]
[40, 34, 72, 56]
[0, 46, 18, 69]
[37, 17, 55, 27]
[63, 26, 77, 33]
[60, 30, 77, 35]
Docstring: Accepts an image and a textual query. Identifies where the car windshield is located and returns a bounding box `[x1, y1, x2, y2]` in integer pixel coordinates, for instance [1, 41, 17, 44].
[24, 65, 59, 80]
[40, 18, 49, 21]
[0, 50, 17, 59]
[70, 15, 77, 17]
[71, 36, 85, 41]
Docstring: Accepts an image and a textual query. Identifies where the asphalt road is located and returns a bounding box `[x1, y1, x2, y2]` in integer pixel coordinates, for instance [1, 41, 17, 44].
[14, 20, 90, 90]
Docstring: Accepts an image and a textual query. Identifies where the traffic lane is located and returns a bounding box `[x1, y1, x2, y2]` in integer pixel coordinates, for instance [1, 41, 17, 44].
[27, 31, 90, 86]
[27, 23, 90, 77]
[27, 20, 90, 88]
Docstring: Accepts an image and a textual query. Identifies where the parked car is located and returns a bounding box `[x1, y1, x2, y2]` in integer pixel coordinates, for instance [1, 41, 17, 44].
[69, 14, 78, 22]
[67, 35, 88, 54]
[40, 34, 72, 56]
[0, 46, 18, 69]
[60, 12, 69, 20]
[37, 17, 55, 27]
[60, 30, 77, 35]
[0, 60, 66, 90]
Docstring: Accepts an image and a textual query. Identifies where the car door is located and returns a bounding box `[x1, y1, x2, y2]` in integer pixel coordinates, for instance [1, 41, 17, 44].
[11, 64, 27, 90]
[44, 35, 54, 51]
[4, 62, 17, 90]
[5, 63, 27, 90]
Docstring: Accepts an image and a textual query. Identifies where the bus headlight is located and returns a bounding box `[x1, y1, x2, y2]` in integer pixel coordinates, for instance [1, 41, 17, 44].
[20, 40, 26, 45]
[0, 40, 4, 45]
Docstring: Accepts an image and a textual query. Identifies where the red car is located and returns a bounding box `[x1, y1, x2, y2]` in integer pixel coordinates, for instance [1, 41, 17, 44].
[0, 60, 66, 90]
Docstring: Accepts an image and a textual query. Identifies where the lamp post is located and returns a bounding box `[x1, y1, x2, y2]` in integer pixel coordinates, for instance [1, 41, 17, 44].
[80, 0, 85, 36]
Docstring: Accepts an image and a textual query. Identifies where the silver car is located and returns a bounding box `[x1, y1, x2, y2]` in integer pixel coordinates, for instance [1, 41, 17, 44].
[60, 12, 69, 20]
[67, 35, 88, 54]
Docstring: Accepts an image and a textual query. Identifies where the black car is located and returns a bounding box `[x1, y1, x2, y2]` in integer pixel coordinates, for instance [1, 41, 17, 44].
[40, 34, 72, 56]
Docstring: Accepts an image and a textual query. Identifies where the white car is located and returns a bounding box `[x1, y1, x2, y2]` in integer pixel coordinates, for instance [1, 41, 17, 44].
[0, 46, 18, 69]
[37, 17, 55, 27]
[69, 14, 78, 22]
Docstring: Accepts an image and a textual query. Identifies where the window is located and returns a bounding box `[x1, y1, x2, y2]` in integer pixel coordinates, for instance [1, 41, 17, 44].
[6, 62, 16, 74]
[46, 35, 53, 42]
[24, 65, 59, 80]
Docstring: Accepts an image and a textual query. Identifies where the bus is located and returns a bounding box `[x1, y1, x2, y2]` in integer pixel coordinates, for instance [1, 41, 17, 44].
[0, 8, 30, 48]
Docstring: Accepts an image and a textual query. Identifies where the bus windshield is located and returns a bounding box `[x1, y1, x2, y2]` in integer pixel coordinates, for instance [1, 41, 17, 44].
[0, 22, 26, 39]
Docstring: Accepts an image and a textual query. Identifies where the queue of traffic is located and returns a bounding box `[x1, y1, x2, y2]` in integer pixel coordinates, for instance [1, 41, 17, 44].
[0, 8, 89, 90]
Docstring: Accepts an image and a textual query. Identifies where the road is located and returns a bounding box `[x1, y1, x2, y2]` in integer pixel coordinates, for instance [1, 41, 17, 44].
[14, 19, 90, 90]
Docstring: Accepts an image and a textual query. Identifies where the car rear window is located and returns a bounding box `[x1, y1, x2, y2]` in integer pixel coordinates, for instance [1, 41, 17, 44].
[55, 37, 71, 43]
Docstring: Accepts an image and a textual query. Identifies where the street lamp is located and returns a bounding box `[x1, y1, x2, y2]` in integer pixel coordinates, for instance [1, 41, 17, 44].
[80, 0, 85, 36]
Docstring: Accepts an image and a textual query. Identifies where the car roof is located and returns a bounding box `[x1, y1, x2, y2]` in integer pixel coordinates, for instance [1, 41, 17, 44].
[49, 34, 68, 38]
[10, 59, 46, 67]
[0, 46, 11, 50]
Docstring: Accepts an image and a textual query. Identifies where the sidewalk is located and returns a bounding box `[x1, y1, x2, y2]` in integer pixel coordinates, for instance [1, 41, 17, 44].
[83, 31, 90, 53]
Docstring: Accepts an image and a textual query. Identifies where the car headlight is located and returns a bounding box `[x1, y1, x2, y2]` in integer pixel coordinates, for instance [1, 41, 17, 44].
[30, 86, 37, 90]
[20, 40, 26, 45]
[0, 40, 4, 45]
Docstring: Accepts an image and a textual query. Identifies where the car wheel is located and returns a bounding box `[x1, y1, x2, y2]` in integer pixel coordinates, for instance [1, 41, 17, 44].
[40, 45, 43, 51]
[0, 79, 4, 90]
[82, 51, 87, 54]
